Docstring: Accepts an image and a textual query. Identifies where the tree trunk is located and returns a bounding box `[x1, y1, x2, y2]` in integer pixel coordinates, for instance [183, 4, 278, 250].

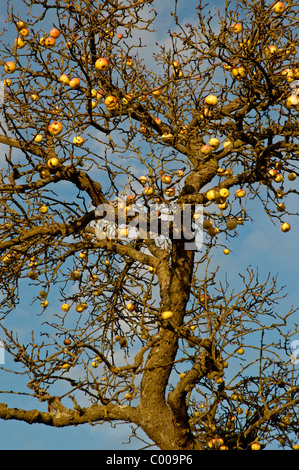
[139, 241, 202, 449]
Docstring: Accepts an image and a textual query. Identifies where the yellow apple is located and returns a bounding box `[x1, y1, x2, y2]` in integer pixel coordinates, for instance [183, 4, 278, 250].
[251, 442, 261, 450]
[50, 28, 60, 38]
[61, 363, 71, 369]
[144, 186, 154, 195]
[126, 302, 135, 312]
[104, 95, 119, 109]
[235, 188, 246, 198]
[277, 203, 285, 212]
[59, 74, 70, 85]
[161, 174, 172, 184]
[223, 248, 230, 255]
[61, 303, 70, 312]
[237, 347, 244, 355]
[288, 172, 297, 181]
[48, 121, 63, 136]
[20, 27, 29, 37]
[274, 174, 283, 183]
[73, 135, 85, 146]
[4, 61, 16, 73]
[45, 36, 56, 47]
[204, 94, 218, 107]
[152, 87, 162, 97]
[272, 1, 285, 13]
[16, 20, 27, 30]
[218, 188, 230, 199]
[15, 37, 26, 48]
[160, 133, 174, 143]
[76, 304, 85, 313]
[218, 201, 228, 210]
[47, 156, 60, 169]
[164, 187, 175, 197]
[95, 57, 110, 70]
[41, 300, 49, 308]
[70, 270, 81, 280]
[138, 175, 147, 185]
[209, 137, 220, 150]
[226, 218, 238, 230]
[33, 134, 43, 143]
[69, 77, 80, 89]
[207, 226, 219, 236]
[28, 270, 38, 280]
[203, 219, 213, 229]
[280, 222, 290, 232]
[232, 22, 242, 33]
[161, 310, 173, 320]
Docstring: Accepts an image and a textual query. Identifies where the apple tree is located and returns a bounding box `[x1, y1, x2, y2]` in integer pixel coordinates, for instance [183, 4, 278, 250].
[0, 0, 299, 450]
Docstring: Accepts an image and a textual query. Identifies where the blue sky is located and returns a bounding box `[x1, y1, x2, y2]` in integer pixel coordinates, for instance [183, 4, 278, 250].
[0, 0, 298, 450]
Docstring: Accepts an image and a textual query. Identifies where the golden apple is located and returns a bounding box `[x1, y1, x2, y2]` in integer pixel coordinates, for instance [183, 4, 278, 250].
[48, 121, 63, 136]
[4, 61, 16, 73]
[104, 95, 119, 110]
[161, 174, 172, 184]
[45, 36, 56, 47]
[206, 189, 217, 201]
[203, 219, 213, 229]
[218, 188, 230, 199]
[204, 94, 218, 107]
[126, 302, 135, 312]
[39, 205, 48, 214]
[69, 77, 80, 89]
[272, 1, 285, 13]
[201, 144, 212, 155]
[288, 172, 297, 181]
[235, 188, 246, 198]
[59, 74, 70, 85]
[33, 134, 43, 143]
[144, 186, 154, 195]
[47, 156, 60, 169]
[61, 303, 70, 312]
[138, 175, 147, 185]
[164, 187, 175, 197]
[208, 137, 220, 150]
[50, 28, 60, 38]
[280, 222, 290, 232]
[73, 135, 85, 146]
[251, 442, 261, 450]
[95, 57, 110, 71]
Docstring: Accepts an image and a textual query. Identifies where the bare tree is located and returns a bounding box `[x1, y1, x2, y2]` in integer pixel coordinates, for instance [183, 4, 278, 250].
[0, 0, 298, 450]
